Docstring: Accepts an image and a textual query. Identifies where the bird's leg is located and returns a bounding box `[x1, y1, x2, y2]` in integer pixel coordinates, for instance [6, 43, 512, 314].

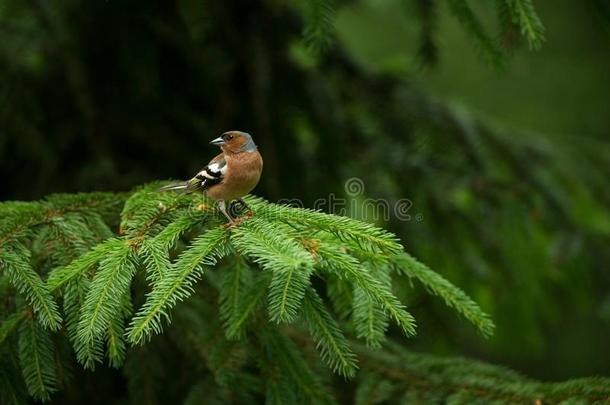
[223, 199, 254, 227]
[237, 198, 255, 218]
[217, 200, 235, 224]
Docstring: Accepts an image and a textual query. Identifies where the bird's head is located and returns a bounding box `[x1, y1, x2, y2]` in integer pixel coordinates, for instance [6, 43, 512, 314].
[210, 131, 257, 154]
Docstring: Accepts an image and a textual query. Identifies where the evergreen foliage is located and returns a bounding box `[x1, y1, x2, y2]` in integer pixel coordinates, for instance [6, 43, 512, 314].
[392, 253, 495, 337]
[446, 0, 504, 66]
[301, 0, 336, 51]
[299, 0, 547, 60]
[353, 341, 610, 404]
[1, 186, 608, 403]
[413, 0, 439, 65]
[18, 317, 58, 401]
[503, 0, 545, 49]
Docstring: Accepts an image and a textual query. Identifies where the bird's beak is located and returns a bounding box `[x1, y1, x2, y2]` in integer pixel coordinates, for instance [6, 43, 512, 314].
[210, 137, 225, 146]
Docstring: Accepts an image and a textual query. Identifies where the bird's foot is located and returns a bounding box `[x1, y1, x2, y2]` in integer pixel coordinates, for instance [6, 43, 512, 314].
[223, 213, 253, 228]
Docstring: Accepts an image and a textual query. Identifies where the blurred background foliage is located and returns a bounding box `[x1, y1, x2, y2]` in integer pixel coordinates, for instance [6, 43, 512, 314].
[1, 0, 609, 388]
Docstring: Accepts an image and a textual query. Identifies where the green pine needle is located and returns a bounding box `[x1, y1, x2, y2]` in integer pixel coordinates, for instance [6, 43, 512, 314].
[224, 272, 271, 340]
[18, 318, 58, 401]
[140, 240, 171, 283]
[352, 286, 388, 348]
[219, 259, 250, 338]
[230, 218, 314, 323]
[302, 0, 336, 52]
[1, 244, 62, 330]
[504, 0, 545, 49]
[317, 242, 417, 337]
[107, 310, 127, 368]
[0, 311, 26, 345]
[46, 238, 121, 292]
[392, 253, 495, 337]
[257, 329, 336, 404]
[302, 287, 358, 378]
[63, 276, 104, 369]
[127, 226, 229, 344]
[446, 0, 504, 66]
[247, 196, 403, 254]
[76, 241, 136, 352]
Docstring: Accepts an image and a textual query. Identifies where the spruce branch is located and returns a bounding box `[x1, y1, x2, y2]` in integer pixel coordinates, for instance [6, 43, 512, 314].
[43, 213, 100, 267]
[445, 0, 504, 66]
[354, 340, 610, 403]
[63, 276, 104, 369]
[224, 271, 271, 340]
[106, 292, 131, 368]
[352, 266, 391, 348]
[219, 258, 250, 338]
[1, 185, 503, 401]
[497, 0, 521, 49]
[265, 376, 297, 405]
[503, 0, 545, 49]
[257, 328, 336, 405]
[46, 238, 121, 292]
[0, 193, 124, 250]
[354, 371, 395, 405]
[352, 285, 389, 348]
[138, 208, 207, 283]
[1, 244, 62, 330]
[76, 240, 136, 367]
[230, 218, 314, 324]
[140, 239, 171, 284]
[0, 311, 27, 345]
[316, 242, 417, 337]
[302, 0, 336, 52]
[326, 275, 354, 321]
[302, 287, 358, 378]
[127, 226, 230, 344]
[246, 196, 403, 254]
[119, 183, 199, 239]
[392, 252, 495, 337]
[151, 209, 201, 250]
[0, 357, 27, 405]
[18, 317, 58, 401]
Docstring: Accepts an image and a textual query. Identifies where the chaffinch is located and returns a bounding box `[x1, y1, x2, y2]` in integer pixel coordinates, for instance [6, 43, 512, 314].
[161, 131, 263, 223]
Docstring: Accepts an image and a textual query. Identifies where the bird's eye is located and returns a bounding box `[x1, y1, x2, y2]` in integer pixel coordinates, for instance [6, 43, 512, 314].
[227, 134, 234, 140]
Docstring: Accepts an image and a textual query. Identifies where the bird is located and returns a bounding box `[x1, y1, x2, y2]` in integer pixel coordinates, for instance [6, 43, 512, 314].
[160, 131, 263, 223]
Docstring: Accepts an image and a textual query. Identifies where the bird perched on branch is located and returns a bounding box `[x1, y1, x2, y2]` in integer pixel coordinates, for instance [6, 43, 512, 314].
[160, 131, 263, 223]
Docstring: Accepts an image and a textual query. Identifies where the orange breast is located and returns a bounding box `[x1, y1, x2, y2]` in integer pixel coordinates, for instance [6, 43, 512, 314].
[206, 151, 263, 201]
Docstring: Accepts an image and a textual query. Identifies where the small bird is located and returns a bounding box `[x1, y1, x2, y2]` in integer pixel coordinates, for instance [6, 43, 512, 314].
[160, 131, 263, 223]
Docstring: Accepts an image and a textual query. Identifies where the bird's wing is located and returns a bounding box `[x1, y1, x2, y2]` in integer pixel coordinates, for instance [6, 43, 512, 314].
[183, 153, 226, 194]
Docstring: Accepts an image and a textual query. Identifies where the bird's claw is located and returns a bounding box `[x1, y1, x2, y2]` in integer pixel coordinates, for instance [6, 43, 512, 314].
[223, 213, 253, 229]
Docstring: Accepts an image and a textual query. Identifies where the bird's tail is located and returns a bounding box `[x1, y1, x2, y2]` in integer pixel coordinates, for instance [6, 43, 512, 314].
[158, 182, 188, 192]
